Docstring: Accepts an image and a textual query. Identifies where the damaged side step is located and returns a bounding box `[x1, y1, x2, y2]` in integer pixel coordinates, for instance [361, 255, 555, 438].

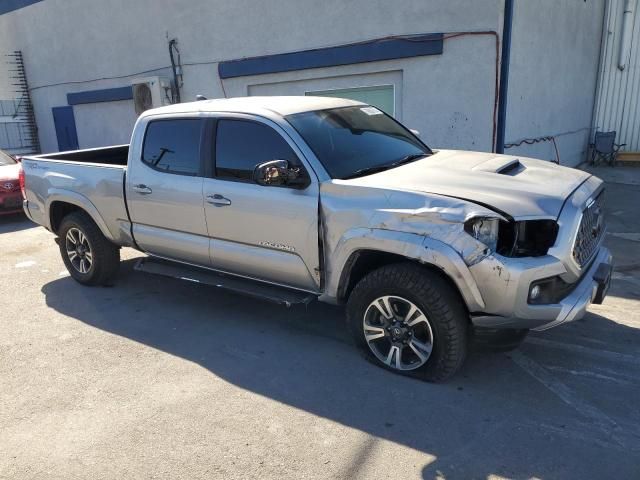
[134, 257, 317, 307]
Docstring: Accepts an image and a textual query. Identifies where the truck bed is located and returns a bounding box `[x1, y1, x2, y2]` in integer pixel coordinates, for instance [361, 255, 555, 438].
[36, 144, 129, 166]
[21, 144, 133, 246]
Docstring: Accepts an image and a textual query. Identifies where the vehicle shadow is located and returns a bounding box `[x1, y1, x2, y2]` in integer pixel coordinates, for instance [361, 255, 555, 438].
[41, 259, 640, 479]
[602, 180, 640, 301]
[0, 213, 34, 234]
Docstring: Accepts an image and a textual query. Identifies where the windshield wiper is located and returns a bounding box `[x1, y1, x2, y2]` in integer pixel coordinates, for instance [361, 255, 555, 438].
[342, 153, 428, 179]
[342, 165, 394, 179]
[391, 153, 428, 166]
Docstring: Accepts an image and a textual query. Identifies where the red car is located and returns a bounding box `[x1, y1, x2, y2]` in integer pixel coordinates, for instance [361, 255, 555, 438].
[0, 149, 23, 215]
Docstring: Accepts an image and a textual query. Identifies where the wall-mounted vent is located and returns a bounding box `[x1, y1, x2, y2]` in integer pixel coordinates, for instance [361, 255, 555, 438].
[133, 83, 152, 114]
[131, 76, 170, 115]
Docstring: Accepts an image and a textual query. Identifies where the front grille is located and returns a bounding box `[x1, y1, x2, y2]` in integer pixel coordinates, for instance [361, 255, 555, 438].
[572, 191, 605, 268]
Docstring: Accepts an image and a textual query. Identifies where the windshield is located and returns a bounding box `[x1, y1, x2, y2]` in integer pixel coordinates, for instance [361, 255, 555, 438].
[0, 150, 16, 166]
[286, 105, 431, 179]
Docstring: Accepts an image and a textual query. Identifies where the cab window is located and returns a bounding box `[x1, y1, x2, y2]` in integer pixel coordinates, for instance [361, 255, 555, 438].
[215, 119, 301, 182]
[142, 119, 202, 175]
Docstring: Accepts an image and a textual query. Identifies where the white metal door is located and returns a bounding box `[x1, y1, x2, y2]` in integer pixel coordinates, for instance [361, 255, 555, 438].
[593, 0, 640, 151]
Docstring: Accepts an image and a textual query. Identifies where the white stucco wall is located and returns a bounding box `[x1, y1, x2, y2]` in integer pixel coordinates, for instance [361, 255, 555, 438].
[0, 0, 607, 165]
[505, 0, 606, 167]
[0, 0, 504, 153]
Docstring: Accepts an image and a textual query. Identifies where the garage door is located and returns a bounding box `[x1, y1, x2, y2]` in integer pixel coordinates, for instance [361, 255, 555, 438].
[305, 85, 395, 116]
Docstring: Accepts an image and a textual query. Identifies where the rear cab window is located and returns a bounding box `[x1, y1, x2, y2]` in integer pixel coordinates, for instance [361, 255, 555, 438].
[142, 119, 203, 176]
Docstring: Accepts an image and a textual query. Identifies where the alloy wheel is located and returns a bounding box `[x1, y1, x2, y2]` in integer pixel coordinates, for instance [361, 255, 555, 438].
[363, 295, 434, 371]
[65, 227, 93, 274]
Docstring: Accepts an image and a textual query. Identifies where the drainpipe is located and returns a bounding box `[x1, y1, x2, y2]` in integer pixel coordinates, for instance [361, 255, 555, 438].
[496, 0, 514, 154]
[618, 0, 636, 70]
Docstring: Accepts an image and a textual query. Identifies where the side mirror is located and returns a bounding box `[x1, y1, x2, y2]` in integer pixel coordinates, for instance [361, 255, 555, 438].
[252, 160, 308, 188]
[409, 129, 421, 137]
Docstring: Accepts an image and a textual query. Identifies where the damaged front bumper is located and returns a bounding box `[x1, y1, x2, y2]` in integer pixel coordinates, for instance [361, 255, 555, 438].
[469, 246, 612, 331]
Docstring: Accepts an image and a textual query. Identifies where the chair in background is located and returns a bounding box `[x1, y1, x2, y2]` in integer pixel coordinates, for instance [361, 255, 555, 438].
[590, 131, 626, 166]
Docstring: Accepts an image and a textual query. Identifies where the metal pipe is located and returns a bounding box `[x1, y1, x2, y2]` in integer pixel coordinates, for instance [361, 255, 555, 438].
[496, 0, 514, 154]
[618, 0, 636, 70]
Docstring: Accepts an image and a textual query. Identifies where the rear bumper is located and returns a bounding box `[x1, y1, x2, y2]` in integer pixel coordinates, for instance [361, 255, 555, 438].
[471, 247, 612, 331]
[0, 191, 23, 214]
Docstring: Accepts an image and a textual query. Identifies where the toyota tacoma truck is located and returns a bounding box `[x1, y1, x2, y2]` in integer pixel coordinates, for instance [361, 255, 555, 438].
[20, 96, 612, 381]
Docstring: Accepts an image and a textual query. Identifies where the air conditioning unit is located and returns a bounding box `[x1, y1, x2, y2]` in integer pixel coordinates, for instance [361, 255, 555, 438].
[131, 76, 171, 115]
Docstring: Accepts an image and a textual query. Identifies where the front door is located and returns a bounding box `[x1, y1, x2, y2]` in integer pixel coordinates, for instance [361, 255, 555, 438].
[126, 117, 210, 266]
[203, 116, 320, 291]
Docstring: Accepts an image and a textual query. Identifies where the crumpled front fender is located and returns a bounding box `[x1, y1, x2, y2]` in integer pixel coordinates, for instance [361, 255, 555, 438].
[320, 227, 485, 311]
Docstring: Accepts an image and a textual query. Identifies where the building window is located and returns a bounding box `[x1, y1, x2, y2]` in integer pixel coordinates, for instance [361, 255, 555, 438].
[305, 85, 395, 116]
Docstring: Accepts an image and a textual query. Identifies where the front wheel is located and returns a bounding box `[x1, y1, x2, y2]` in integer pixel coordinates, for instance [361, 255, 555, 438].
[58, 211, 120, 286]
[346, 263, 469, 382]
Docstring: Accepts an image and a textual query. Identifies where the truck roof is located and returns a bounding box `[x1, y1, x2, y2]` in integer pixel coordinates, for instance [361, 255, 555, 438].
[141, 96, 365, 118]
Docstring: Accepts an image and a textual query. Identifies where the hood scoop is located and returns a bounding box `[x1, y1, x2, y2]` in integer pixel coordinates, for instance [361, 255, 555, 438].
[472, 157, 525, 176]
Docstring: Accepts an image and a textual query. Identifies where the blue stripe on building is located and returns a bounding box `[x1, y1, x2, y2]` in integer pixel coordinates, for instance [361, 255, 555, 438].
[0, 0, 44, 15]
[67, 86, 133, 105]
[218, 33, 444, 79]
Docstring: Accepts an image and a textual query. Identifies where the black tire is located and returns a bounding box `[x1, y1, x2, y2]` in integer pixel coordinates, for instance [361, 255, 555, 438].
[346, 263, 469, 382]
[472, 327, 528, 352]
[58, 211, 120, 286]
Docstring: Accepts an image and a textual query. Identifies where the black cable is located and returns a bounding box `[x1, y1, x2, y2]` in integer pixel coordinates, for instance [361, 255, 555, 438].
[504, 136, 560, 164]
[505, 135, 555, 149]
[168, 39, 181, 103]
[504, 128, 591, 165]
[29, 66, 172, 91]
[504, 127, 590, 148]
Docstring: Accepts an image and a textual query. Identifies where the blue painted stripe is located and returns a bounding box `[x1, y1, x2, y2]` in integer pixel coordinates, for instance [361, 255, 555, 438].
[67, 86, 133, 105]
[0, 0, 44, 15]
[218, 34, 444, 79]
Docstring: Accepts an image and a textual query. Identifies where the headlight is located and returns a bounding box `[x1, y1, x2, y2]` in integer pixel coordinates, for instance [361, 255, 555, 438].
[464, 217, 499, 252]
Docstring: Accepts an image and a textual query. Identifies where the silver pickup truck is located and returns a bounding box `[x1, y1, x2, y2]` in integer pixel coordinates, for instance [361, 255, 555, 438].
[21, 96, 612, 381]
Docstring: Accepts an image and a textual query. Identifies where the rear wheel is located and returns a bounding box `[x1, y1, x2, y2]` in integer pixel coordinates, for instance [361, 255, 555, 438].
[346, 263, 469, 382]
[58, 211, 120, 286]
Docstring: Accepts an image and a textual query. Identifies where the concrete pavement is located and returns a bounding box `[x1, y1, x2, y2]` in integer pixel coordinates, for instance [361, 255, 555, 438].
[1, 168, 639, 479]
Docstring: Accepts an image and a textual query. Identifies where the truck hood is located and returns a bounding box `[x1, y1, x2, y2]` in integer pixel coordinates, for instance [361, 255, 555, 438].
[339, 150, 591, 219]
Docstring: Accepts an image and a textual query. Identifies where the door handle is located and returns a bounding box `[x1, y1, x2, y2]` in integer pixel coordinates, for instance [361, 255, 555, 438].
[133, 184, 152, 195]
[206, 193, 232, 206]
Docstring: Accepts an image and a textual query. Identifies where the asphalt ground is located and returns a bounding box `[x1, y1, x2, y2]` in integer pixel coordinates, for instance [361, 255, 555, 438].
[1, 166, 639, 479]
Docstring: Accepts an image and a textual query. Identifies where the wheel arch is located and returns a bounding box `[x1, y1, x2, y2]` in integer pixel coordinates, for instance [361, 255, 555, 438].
[325, 229, 485, 312]
[47, 190, 114, 241]
[336, 250, 469, 310]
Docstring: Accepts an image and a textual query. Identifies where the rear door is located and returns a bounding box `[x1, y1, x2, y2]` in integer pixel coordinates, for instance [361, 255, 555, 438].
[126, 116, 210, 266]
[202, 115, 320, 291]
